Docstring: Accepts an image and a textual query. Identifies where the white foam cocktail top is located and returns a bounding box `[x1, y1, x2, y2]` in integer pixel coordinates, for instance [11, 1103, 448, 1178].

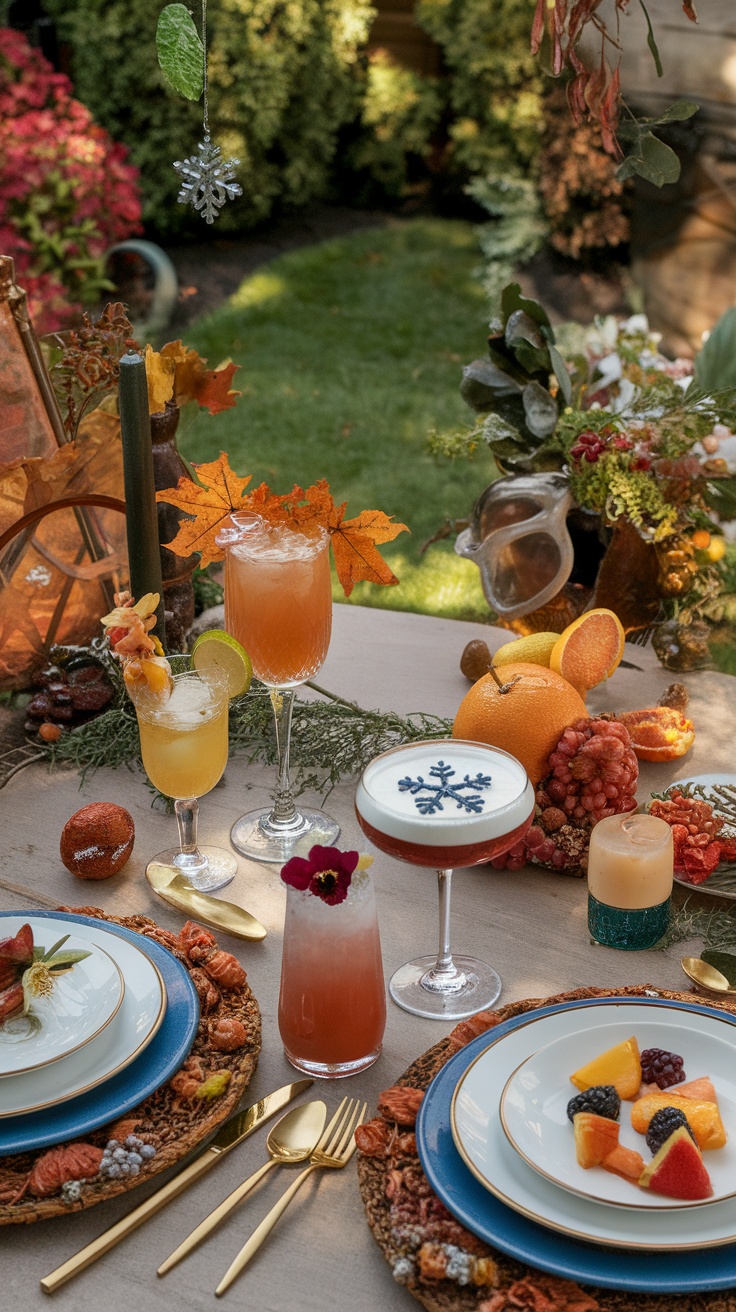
[356, 739, 533, 848]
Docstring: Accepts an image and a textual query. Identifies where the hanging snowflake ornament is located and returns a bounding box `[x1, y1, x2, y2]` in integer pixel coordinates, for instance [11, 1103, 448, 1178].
[173, 135, 242, 224]
[157, 1, 242, 224]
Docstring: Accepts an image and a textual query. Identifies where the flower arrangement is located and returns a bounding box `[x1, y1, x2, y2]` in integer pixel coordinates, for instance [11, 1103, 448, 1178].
[444, 284, 736, 670]
[281, 845, 372, 905]
[0, 29, 141, 332]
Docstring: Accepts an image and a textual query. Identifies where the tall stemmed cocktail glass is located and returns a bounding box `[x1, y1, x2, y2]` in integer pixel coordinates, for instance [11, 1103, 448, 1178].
[356, 739, 534, 1019]
[134, 659, 237, 891]
[218, 514, 339, 863]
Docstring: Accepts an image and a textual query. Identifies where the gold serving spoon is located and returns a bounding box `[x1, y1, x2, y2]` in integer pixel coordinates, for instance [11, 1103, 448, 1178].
[680, 956, 736, 996]
[146, 862, 267, 941]
[157, 1100, 327, 1275]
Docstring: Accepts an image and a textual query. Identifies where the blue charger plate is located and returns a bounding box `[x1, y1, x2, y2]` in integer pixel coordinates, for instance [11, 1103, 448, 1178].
[0, 910, 199, 1157]
[416, 995, 736, 1294]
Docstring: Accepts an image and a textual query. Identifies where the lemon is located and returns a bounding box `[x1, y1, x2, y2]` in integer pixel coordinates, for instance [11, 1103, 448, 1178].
[707, 537, 727, 563]
[191, 630, 252, 698]
[492, 631, 559, 669]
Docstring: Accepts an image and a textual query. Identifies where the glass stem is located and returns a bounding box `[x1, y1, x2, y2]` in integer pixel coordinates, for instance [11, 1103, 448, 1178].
[174, 798, 206, 871]
[269, 688, 298, 827]
[419, 869, 468, 995]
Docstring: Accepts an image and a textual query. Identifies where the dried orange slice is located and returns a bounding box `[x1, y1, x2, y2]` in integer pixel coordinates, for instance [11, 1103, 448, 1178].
[616, 706, 695, 762]
[550, 608, 625, 695]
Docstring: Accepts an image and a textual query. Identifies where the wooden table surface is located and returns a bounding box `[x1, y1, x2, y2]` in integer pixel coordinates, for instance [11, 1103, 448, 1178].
[1, 604, 734, 1310]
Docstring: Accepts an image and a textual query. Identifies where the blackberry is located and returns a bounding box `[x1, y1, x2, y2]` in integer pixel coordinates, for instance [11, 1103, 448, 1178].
[566, 1085, 621, 1123]
[646, 1107, 696, 1155]
[640, 1048, 685, 1090]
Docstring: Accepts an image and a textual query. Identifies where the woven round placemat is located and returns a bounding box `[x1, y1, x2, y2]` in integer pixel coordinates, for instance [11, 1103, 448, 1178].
[0, 907, 261, 1225]
[357, 984, 736, 1312]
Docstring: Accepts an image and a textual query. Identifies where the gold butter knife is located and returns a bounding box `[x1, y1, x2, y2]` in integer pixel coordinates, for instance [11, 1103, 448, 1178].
[145, 862, 267, 941]
[40, 1079, 311, 1294]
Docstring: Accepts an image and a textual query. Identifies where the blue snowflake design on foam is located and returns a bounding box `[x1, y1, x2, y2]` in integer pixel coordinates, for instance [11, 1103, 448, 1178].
[397, 760, 492, 815]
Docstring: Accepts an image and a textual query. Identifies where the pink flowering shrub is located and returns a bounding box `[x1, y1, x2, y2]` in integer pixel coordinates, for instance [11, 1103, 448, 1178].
[0, 28, 142, 332]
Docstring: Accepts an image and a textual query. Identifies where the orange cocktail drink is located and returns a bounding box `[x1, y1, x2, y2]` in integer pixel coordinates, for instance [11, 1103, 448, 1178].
[218, 514, 339, 863]
[224, 521, 332, 688]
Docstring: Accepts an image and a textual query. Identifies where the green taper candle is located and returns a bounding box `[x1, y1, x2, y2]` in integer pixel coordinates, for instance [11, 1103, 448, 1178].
[118, 351, 166, 644]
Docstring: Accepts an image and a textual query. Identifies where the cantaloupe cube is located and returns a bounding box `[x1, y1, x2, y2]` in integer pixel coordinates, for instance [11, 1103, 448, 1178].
[573, 1112, 620, 1168]
[602, 1144, 645, 1182]
[630, 1093, 726, 1150]
[678, 1076, 717, 1103]
[570, 1037, 641, 1100]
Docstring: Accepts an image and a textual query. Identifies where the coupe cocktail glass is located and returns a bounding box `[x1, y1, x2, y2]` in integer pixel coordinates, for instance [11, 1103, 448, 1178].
[218, 514, 339, 863]
[355, 738, 535, 1019]
[135, 662, 236, 891]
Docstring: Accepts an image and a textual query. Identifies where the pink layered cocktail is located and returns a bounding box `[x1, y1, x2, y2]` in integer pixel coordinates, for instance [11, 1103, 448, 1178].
[355, 739, 534, 1020]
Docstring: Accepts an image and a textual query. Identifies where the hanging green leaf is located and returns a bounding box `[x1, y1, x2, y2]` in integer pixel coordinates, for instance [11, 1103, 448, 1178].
[638, 0, 663, 77]
[156, 3, 204, 101]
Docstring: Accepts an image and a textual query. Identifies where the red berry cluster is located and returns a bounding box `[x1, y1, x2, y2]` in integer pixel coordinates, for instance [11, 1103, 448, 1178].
[491, 719, 639, 873]
[570, 431, 607, 464]
[538, 718, 638, 823]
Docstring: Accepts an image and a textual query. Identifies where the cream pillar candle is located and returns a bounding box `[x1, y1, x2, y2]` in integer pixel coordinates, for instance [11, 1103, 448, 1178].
[587, 813, 673, 950]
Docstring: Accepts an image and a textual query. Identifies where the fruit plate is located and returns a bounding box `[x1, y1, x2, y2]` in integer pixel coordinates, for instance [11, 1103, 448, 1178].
[417, 998, 736, 1292]
[0, 917, 125, 1078]
[0, 919, 165, 1118]
[647, 772, 736, 898]
[0, 912, 198, 1157]
[498, 1016, 736, 1209]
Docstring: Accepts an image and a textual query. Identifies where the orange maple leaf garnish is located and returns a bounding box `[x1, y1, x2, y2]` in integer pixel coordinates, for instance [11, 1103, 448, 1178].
[157, 459, 408, 591]
[329, 508, 407, 596]
[155, 453, 251, 567]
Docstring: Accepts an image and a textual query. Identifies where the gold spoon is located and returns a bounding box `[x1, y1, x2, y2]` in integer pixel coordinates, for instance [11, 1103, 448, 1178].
[680, 956, 736, 996]
[157, 1100, 327, 1275]
[146, 861, 267, 941]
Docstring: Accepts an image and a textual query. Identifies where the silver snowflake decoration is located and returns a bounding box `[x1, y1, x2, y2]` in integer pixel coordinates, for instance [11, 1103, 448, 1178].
[173, 134, 242, 224]
[397, 760, 493, 815]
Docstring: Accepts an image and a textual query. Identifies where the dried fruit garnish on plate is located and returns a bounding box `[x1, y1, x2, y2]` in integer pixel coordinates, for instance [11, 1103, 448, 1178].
[616, 706, 695, 762]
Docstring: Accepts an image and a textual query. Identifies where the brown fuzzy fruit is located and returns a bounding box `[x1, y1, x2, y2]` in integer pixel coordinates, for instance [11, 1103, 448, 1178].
[60, 803, 134, 879]
[460, 639, 492, 683]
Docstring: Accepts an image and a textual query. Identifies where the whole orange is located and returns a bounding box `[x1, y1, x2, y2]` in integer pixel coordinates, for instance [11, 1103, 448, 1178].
[453, 662, 588, 784]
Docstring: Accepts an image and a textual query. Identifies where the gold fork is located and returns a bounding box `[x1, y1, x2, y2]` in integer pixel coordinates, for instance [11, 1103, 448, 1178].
[214, 1096, 367, 1297]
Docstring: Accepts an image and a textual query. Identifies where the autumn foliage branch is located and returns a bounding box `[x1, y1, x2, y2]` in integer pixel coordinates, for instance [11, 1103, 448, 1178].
[532, 0, 699, 185]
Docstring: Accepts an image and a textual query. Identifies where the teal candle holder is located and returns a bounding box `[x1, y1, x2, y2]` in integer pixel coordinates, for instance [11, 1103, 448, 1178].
[588, 892, 670, 951]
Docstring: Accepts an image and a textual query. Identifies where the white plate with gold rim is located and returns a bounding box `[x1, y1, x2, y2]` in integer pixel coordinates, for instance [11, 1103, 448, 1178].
[0, 921, 165, 1118]
[0, 920, 124, 1077]
[450, 1001, 736, 1250]
[499, 1017, 736, 1209]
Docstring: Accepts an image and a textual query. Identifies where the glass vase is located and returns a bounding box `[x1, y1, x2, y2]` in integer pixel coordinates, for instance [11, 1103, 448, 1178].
[278, 868, 386, 1078]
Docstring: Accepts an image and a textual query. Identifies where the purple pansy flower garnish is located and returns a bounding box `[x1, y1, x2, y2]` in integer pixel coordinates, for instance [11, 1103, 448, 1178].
[281, 844, 360, 905]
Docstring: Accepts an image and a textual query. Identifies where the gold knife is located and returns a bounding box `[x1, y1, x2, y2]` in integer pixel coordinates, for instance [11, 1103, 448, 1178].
[145, 862, 267, 941]
[40, 1079, 312, 1294]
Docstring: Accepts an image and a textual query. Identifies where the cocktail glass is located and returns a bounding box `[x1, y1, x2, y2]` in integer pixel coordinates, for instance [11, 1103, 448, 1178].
[134, 660, 236, 892]
[355, 738, 535, 1020]
[218, 514, 339, 863]
[278, 864, 386, 1077]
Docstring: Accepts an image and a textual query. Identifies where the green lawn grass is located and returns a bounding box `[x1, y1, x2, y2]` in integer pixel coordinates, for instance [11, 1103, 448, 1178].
[178, 218, 492, 620]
